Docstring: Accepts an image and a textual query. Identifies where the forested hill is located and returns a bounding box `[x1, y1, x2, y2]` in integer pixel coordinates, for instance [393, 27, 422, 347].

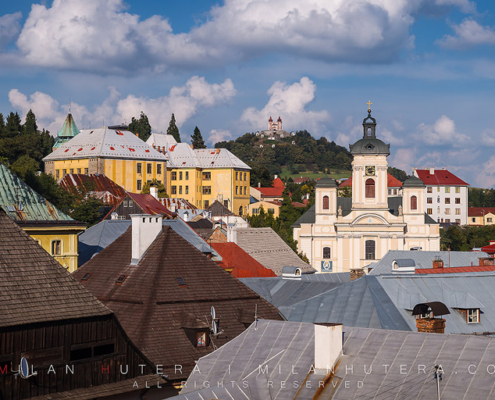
[215, 130, 352, 185]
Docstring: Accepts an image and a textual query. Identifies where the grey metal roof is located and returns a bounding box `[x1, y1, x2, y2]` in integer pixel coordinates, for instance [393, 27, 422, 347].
[403, 175, 425, 187]
[369, 250, 488, 275]
[292, 204, 315, 227]
[236, 227, 315, 275]
[279, 275, 411, 331]
[350, 137, 390, 155]
[240, 272, 350, 308]
[169, 320, 495, 400]
[78, 218, 221, 266]
[316, 176, 337, 188]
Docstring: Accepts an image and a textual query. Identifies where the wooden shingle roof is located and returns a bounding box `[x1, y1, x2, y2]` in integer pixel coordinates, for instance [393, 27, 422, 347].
[0, 209, 110, 328]
[72, 225, 283, 379]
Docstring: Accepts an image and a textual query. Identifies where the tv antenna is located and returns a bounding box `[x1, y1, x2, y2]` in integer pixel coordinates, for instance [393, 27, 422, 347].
[254, 304, 258, 330]
[18, 357, 38, 379]
[434, 364, 442, 400]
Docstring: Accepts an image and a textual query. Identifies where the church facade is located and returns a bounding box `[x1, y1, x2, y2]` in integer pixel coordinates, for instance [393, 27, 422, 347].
[293, 109, 440, 273]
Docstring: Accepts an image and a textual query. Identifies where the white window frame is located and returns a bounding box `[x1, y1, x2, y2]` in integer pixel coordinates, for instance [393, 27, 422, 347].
[467, 309, 480, 324]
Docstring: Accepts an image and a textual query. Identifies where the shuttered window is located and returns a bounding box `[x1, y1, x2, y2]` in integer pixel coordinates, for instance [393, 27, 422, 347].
[323, 196, 329, 210]
[411, 196, 417, 210]
[365, 179, 375, 198]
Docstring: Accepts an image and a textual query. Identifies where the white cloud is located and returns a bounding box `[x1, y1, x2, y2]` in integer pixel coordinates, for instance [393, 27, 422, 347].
[1, 0, 476, 73]
[240, 77, 329, 135]
[418, 115, 469, 146]
[8, 76, 236, 134]
[208, 129, 232, 145]
[0, 12, 22, 49]
[380, 128, 405, 146]
[434, 0, 476, 13]
[438, 19, 495, 49]
[389, 148, 416, 173]
[475, 156, 495, 188]
[482, 129, 495, 146]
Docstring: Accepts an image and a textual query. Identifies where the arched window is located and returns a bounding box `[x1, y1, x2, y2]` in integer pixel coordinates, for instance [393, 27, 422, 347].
[411, 195, 417, 210]
[365, 179, 375, 198]
[365, 240, 375, 260]
[323, 195, 329, 210]
[323, 247, 331, 259]
[367, 127, 372, 137]
[238, 206, 243, 216]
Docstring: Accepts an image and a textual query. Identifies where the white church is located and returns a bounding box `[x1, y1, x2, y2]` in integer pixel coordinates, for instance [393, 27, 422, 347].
[293, 108, 440, 274]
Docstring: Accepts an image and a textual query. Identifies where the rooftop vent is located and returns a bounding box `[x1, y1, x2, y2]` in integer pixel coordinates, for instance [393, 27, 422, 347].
[131, 214, 163, 264]
[282, 266, 302, 279]
[314, 323, 343, 374]
[81, 273, 92, 281]
[432, 256, 444, 269]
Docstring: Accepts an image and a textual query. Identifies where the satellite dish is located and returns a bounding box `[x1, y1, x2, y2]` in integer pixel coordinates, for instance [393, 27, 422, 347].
[212, 320, 218, 335]
[211, 306, 216, 320]
[271, 144, 275, 148]
[19, 357, 37, 379]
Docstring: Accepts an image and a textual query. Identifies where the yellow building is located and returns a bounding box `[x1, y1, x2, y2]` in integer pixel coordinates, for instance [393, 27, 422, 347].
[146, 134, 251, 215]
[0, 164, 85, 272]
[43, 127, 167, 193]
[468, 208, 495, 226]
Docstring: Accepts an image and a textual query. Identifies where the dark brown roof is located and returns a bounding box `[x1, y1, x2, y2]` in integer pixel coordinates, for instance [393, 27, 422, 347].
[194, 228, 215, 241]
[73, 224, 283, 379]
[58, 173, 127, 205]
[207, 200, 234, 216]
[0, 209, 110, 328]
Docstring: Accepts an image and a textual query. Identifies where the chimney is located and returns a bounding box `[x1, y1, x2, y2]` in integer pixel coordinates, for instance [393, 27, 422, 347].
[258, 182, 261, 188]
[429, 167, 435, 175]
[183, 211, 190, 222]
[350, 268, 364, 281]
[432, 257, 444, 269]
[150, 185, 158, 199]
[416, 318, 445, 334]
[111, 212, 118, 220]
[479, 257, 495, 266]
[131, 214, 163, 264]
[169, 204, 177, 213]
[227, 223, 237, 243]
[274, 174, 278, 180]
[314, 323, 343, 374]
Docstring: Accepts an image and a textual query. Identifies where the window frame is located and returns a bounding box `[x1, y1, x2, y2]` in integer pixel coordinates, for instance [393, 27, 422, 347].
[51, 240, 62, 256]
[322, 195, 330, 210]
[323, 247, 331, 259]
[365, 178, 375, 198]
[137, 163, 142, 174]
[365, 240, 375, 260]
[467, 309, 480, 324]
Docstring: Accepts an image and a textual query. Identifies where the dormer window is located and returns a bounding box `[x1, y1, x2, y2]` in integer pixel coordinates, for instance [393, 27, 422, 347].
[196, 331, 207, 347]
[467, 309, 480, 324]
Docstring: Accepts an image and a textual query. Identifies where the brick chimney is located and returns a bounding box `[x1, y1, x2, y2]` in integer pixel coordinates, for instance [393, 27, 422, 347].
[479, 257, 495, 266]
[432, 257, 444, 269]
[350, 268, 365, 280]
[416, 317, 446, 334]
[314, 323, 343, 374]
[131, 214, 163, 264]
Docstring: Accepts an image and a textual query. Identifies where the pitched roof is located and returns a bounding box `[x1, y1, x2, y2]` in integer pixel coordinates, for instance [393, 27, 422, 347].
[207, 199, 234, 216]
[293, 177, 309, 183]
[43, 127, 167, 161]
[339, 173, 403, 188]
[53, 113, 80, 148]
[127, 193, 175, 216]
[157, 197, 197, 211]
[469, 207, 495, 216]
[146, 132, 177, 148]
[176, 320, 495, 400]
[236, 227, 315, 275]
[255, 186, 285, 197]
[414, 168, 469, 186]
[73, 225, 283, 378]
[165, 144, 251, 169]
[272, 177, 284, 188]
[0, 163, 75, 222]
[58, 173, 126, 205]
[415, 265, 495, 274]
[0, 209, 110, 328]
[212, 242, 277, 278]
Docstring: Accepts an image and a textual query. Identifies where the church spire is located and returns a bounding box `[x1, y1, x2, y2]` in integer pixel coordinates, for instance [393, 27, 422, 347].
[362, 102, 376, 139]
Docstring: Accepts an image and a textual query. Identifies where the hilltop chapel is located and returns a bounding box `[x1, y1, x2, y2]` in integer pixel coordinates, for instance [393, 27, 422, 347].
[293, 106, 440, 274]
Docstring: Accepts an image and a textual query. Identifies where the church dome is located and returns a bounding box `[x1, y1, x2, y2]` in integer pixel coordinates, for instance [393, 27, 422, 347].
[403, 175, 425, 188]
[316, 177, 337, 188]
[349, 108, 390, 156]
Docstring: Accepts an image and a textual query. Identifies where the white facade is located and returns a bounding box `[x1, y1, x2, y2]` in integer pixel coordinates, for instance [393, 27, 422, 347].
[413, 168, 469, 225]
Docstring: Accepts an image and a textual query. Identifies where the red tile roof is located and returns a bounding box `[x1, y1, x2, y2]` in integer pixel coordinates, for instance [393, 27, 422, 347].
[415, 169, 469, 186]
[256, 187, 285, 197]
[415, 265, 495, 274]
[339, 173, 403, 188]
[481, 243, 495, 254]
[293, 177, 309, 184]
[59, 174, 126, 205]
[211, 242, 277, 278]
[272, 177, 285, 188]
[127, 193, 175, 216]
[468, 207, 495, 217]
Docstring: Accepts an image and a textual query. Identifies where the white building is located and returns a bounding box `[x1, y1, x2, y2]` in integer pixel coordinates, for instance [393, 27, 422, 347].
[293, 109, 440, 273]
[413, 168, 469, 225]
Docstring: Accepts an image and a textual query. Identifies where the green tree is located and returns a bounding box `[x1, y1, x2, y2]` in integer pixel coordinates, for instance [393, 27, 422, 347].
[10, 155, 39, 179]
[191, 126, 206, 149]
[23, 109, 38, 135]
[167, 113, 181, 143]
[128, 111, 152, 142]
[4, 112, 21, 138]
[71, 196, 104, 227]
[388, 166, 408, 182]
[141, 179, 168, 198]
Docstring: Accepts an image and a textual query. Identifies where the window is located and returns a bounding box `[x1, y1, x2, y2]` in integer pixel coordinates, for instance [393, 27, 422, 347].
[70, 168, 74, 174]
[123, 200, 128, 207]
[323, 247, 331, 259]
[437, 187, 440, 192]
[455, 219, 461, 224]
[244, 186, 247, 195]
[203, 172, 211, 180]
[137, 180, 142, 191]
[488, 218, 493, 223]
[472, 217, 476, 223]
[63, 169, 67, 176]
[244, 172, 247, 181]
[179, 186, 182, 195]
[204, 200, 209, 208]
[84, 168, 88, 174]
[137, 163, 142, 174]
[179, 171, 183, 180]
[445, 208, 450, 215]
[171, 171, 177, 180]
[268, 208, 275, 214]
[253, 208, 259, 215]
[427, 187, 433, 193]
[56, 170, 60, 180]
[445, 198, 450, 204]
[455, 187, 461, 193]
[185, 186, 189, 195]
[455, 208, 461, 215]
[77, 168, 81, 174]
[171, 186, 177, 195]
[147, 164, 152, 174]
[203, 186, 211, 195]
[467, 309, 480, 323]
[365, 240, 375, 260]
[196, 331, 207, 347]
[427, 197, 432, 204]
[445, 187, 450, 193]
[236, 186, 238, 195]
[185, 171, 189, 180]
[157, 164, 162, 174]
[411, 196, 417, 210]
[51, 240, 61, 255]
[445, 219, 450, 223]
[365, 179, 375, 198]
[427, 208, 433, 215]
[455, 198, 461, 204]
[323, 195, 330, 210]
[236, 172, 239, 180]
[437, 196, 440, 203]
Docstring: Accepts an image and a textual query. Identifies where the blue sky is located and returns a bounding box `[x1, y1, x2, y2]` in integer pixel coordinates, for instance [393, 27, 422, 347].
[1, 0, 495, 187]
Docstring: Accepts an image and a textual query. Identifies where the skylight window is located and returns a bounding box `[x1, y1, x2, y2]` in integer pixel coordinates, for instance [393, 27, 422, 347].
[81, 273, 92, 281]
[116, 275, 128, 284]
[177, 277, 186, 286]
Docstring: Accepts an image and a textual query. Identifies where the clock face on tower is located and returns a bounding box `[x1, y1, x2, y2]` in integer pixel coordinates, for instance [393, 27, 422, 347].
[365, 166, 375, 176]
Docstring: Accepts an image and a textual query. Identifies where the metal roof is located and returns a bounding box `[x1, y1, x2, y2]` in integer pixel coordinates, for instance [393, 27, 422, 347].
[43, 127, 167, 161]
[368, 250, 489, 275]
[165, 143, 250, 169]
[78, 218, 221, 266]
[0, 163, 74, 222]
[172, 319, 495, 400]
[53, 113, 80, 148]
[415, 168, 469, 186]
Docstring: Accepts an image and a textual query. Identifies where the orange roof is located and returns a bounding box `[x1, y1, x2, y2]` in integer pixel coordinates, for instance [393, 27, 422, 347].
[469, 207, 495, 217]
[339, 173, 403, 188]
[416, 265, 495, 274]
[272, 177, 284, 188]
[211, 242, 277, 278]
[257, 187, 285, 197]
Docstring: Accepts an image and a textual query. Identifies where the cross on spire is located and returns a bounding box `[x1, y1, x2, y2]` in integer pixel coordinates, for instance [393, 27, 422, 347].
[366, 100, 372, 112]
